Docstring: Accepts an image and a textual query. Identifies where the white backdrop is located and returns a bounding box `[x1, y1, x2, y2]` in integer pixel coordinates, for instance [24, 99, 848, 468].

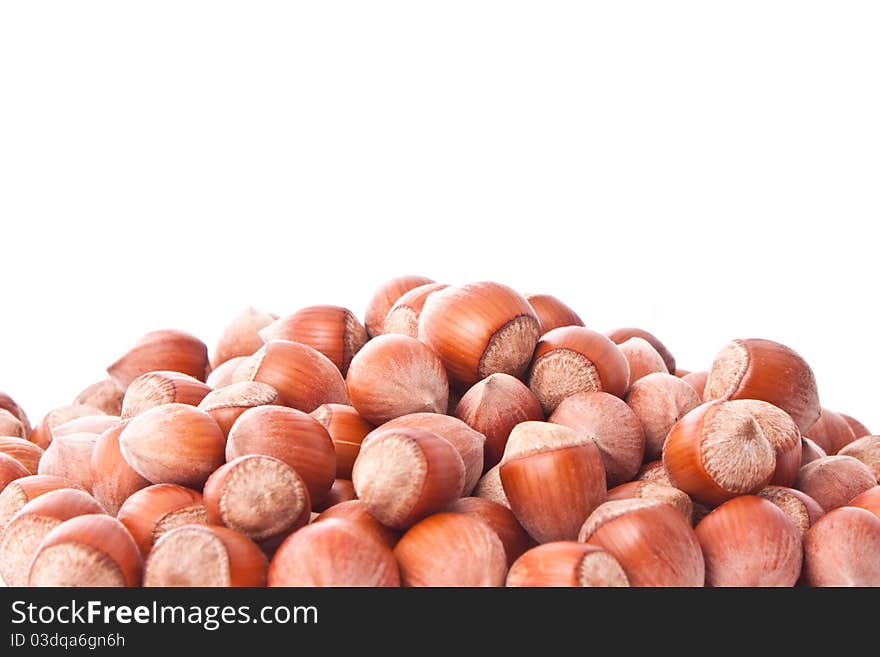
[1, 2, 877, 431]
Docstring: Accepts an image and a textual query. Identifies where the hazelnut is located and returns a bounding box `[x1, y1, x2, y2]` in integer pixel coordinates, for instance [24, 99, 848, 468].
[578, 499, 705, 586]
[704, 338, 820, 433]
[121, 371, 212, 419]
[0, 474, 79, 534]
[527, 327, 630, 414]
[524, 294, 584, 334]
[448, 496, 533, 566]
[849, 486, 880, 519]
[473, 464, 510, 509]
[314, 500, 400, 549]
[234, 339, 349, 412]
[90, 423, 150, 515]
[606, 327, 676, 374]
[226, 405, 336, 507]
[73, 379, 124, 416]
[204, 455, 311, 546]
[662, 401, 776, 506]
[352, 427, 465, 530]
[801, 437, 827, 465]
[53, 414, 119, 438]
[394, 512, 507, 587]
[0, 437, 44, 474]
[840, 413, 871, 440]
[729, 399, 802, 487]
[28, 404, 105, 450]
[364, 274, 434, 338]
[805, 408, 857, 455]
[367, 413, 484, 496]
[117, 484, 207, 556]
[346, 335, 449, 425]
[206, 356, 248, 389]
[499, 421, 606, 543]
[695, 495, 802, 587]
[37, 432, 99, 492]
[419, 281, 541, 389]
[795, 455, 876, 511]
[28, 514, 142, 587]
[212, 306, 276, 368]
[0, 409, 27, 439]
[0, 488, 105, 585]
[838, 435, 880, 480]
[310, 404, 374, 480]
[757, 486, 824, 534]
[0, 392, 31, 435]
[144, 525, 268, 587]
[313, 479, 357, 512]
[197, 381, 279, 437]
[454, 373, 544, 471]
[624, 372, 701, 460]
[506, 541, 628, 587]
[269, 518, 400, 587]
[549, 391, 646, 486]
[617, 337, 669, 386]
[0, 453, 30, 492]
[119, 404, 225, 488]
[384, 283, 449, 338]
[682, 371, 708, 399]
[107, 329, 209, 389]
[803, 507, 880, 586]
[606, 481, 693, 524]
[260, 305, 368, 375]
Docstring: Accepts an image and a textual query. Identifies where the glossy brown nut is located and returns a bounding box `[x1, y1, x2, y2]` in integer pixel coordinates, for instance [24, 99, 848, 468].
[364, 274, 435, 338]
[524, 294, 585, 334]
[795, 455, 876, 511]
[549, 391, 646, 487]
[454, 373, 544, 471]
[0, 475, 79, 534]
[212, 306, 276, 368]
[682, 371, 708, 399]
[606, 481, 693, 524]
[448, 496, 533, 567]
[757, 486, 824, 534]
[803, 507, 880, 586]
[606, 328, 676, 375]
[506, 542, 628, 587]
[840, 413, 871, 440]
[528, 327, 630, 414]
[121, 371, 212, 419]
[28, 514, 142, 587]
[0, 488, 106, 586]
[37, 432, 98, 492]
[235, 339, 349, 412]
[260, 305, 368, 375]
[314, 500, 400, 549]
[73, 379, 125, 416]
[625, 373, 701, 460]
[0, 409, 27, 439]
[28, 404, 105, 450]
[0, 392, 31, 435]
[384, 283, 450, 339]
[704, 338, 820, 433]
[107, 329, 209, 389]
[352, 427, 465, 530]
[838, 436, 880, 480]
[90, 423, 150, 515]
[662, 401, 775, 506]
[500, 422, 606, 543]
[117, 484, 207, 556]
[419, 281, 541, 389]
[806, 409, 858, 455]
[0, 437, 43, 475]
[197, 381, 279, 437]
[695, 496, 802, 587]
[578, 499, 705, 587]
[311, 404, 374, 480]
[346, 335, 449, 425]
[144, 525, 268, 587]
[367, 413, 485, 496]
[729, 399, 802, 487]
[394, 512, 507, 587]
[269, 519, 400, 587]
[119, 404, 225, 488]
[226, 405, 336, 508]
[204, 455, 311, 546]
[849, 486, 880, 519]
[617, 337, 669, 387]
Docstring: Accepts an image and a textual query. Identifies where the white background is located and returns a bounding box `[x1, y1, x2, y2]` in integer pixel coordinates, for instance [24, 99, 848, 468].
[1, 2, 877, 430]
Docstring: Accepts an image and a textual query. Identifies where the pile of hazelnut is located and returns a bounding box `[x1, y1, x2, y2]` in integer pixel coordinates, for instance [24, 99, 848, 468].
[1, 276, 878, 587]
